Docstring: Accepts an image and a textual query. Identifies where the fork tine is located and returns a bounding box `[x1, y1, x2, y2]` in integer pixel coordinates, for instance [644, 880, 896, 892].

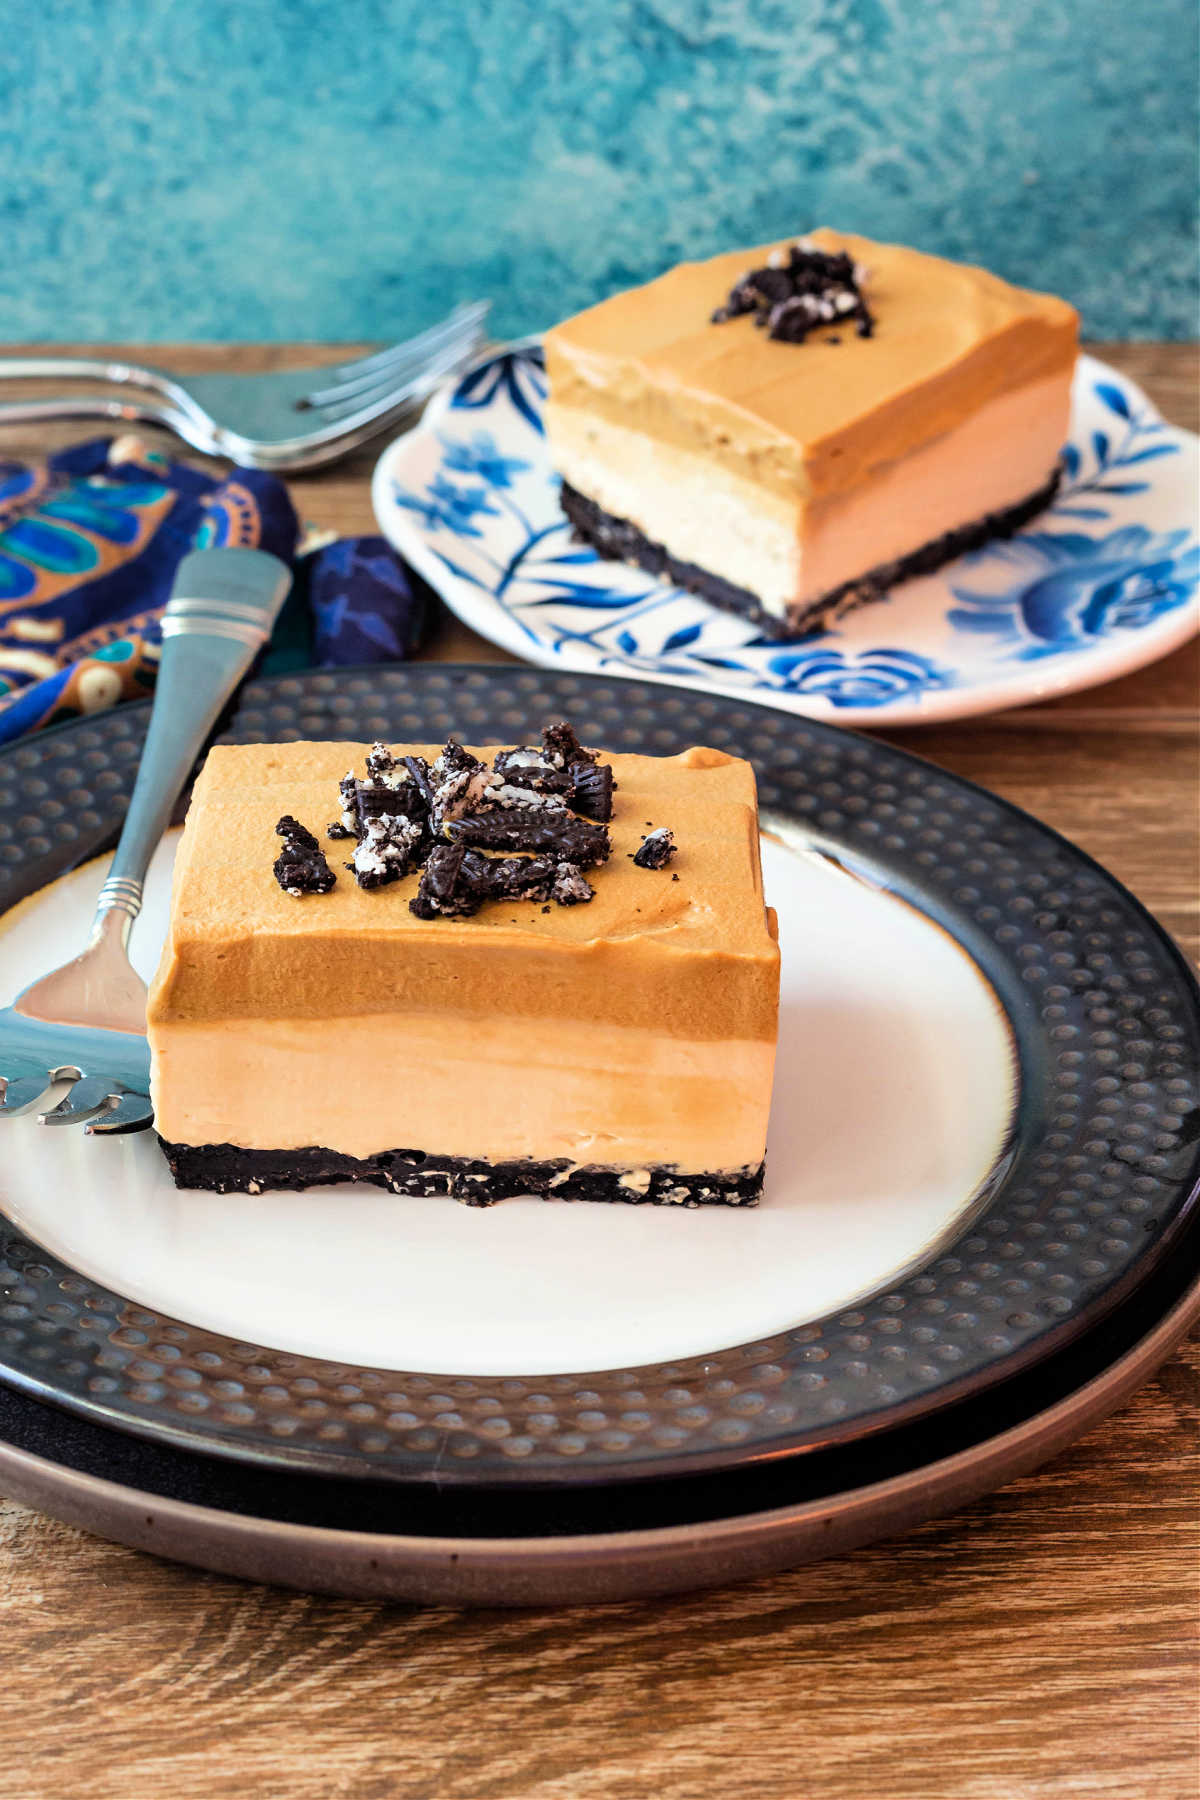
[39, 1073, 122, 1127]
[306, 303, 489, 405]
[301, 334, 483, 432]
[303, 332, 480, 418]
[87, 1089, 155, 1134]
[0, 1073, 54, 1115]
[301, 325, 485, 421]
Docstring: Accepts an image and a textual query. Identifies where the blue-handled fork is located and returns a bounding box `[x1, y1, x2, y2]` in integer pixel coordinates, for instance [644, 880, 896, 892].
[0, 546, 291, 1132]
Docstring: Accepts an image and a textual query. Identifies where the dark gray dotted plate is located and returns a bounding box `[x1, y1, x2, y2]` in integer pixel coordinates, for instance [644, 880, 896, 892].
[0, 665, 1196, 1489]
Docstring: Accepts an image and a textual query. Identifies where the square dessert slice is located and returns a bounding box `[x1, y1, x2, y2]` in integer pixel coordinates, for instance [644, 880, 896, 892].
[148, 732, 780, 1206]
[543, 228, 1079, 636]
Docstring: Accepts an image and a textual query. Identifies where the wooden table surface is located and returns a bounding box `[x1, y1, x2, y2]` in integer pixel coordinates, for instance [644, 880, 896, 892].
[0, 344, 1196, 1799]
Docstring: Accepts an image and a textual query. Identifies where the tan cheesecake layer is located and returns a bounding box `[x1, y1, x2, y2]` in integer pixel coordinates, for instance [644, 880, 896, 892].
[548, 374, 1070, 613]
[152, 1016, 776, 1165]
[543, 228, 1079, 503]
[148, 741, 781, 1167]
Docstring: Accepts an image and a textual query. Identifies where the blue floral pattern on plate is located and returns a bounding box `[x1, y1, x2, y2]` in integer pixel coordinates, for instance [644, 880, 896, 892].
[373, 347, 1199, 726]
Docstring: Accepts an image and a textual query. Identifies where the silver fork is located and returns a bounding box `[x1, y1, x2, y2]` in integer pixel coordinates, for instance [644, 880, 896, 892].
[0, 546, 292, 1133]
[0, 301, 488, 471]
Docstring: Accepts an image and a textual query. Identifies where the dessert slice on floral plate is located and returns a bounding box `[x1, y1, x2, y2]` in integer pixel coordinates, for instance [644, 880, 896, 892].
[373, 344, 1197, 727]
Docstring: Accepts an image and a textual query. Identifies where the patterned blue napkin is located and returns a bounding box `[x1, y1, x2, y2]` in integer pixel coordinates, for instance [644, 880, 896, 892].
[0, 436, 425, 746]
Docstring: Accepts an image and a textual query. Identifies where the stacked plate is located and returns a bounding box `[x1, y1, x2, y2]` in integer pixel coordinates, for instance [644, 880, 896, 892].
[0, 666, 1196, 1605]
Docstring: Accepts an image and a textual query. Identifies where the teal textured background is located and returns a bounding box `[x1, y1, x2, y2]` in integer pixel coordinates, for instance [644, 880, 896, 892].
[1, 0, 1196, 342]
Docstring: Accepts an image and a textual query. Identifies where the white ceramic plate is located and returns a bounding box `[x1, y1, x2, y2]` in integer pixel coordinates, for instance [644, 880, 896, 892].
[0, 830, 1013, 1378]
[372, 348, 1198, 727]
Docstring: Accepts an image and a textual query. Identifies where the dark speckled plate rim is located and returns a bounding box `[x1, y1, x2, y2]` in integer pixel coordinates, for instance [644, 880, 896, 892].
[0, 1143, 1197, 1603]
[0, 663, 1196, 1492]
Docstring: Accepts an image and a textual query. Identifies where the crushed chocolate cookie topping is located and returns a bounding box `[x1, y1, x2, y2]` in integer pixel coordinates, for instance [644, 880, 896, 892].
[633, 826, 676, 870]
[334, 771, 361, 837]
[542, 720, 596, 769]
[712, 240, 873, 344]
[356, 778, 411, 831]
[485, 854, 559, 903]
[335, 755, 430, 847]
[494, 780, 567, 813]
[410, 842, 594, 919]
[446, 806, 610, 866]
[410, 842, 485, 919]
[326, 746, 433, 887]
[400, 754, 435, 812]
[494, 740, 612, 820]
[350, 813, 425, 890]
[364, 740, 407, 789]
[429, 740, 501, 830]
[551, 862, 594, 906]
[493, 745, 552, 776]
[272, 815, 336, 897]
[295, 720, 671, 917]
[568, 759, 614, 822]
[492, 746, 572, 797]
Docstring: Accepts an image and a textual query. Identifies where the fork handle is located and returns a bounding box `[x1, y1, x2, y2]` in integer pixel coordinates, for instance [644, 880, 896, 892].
[0, 394, 180, 431]
[0, 354, 170, 388]
[94, 547, 292, 935]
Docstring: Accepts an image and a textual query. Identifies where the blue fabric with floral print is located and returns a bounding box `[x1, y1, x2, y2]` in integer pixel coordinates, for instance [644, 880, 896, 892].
[0, 439, 425, 745]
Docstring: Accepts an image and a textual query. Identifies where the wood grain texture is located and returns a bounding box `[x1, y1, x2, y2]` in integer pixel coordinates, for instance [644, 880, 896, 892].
[0, 344, 1196, 1800]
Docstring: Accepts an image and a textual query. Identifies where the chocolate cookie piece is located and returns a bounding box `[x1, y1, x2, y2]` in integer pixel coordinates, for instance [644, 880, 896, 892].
[633, 827, 676, 869]
[551, 863, 595, 906]
[568, 759, 614, 822]
[411, 840, 596, 919]
[490, 743, 612, 821]
[329, 771, 361, 839]
[356, 778, 410, 832]
[712, 240, 873, 344]
[364, 740, 407, 788]
[400, 754, 435, 813]
[542, 720, 596, 768]
[484, 854, 559, 903]
[428, 741, 501, 830]
[492, 746, 573, 798]
[273, 816, 336, 897]
[334, 746, 432, 843]
[445, 806, 610, 866]
[349, 813, 425, 890]
[410, 842, 493, 918]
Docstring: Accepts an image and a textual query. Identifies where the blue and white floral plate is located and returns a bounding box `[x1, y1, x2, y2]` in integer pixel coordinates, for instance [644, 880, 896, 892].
[373, 346, 1198, 726]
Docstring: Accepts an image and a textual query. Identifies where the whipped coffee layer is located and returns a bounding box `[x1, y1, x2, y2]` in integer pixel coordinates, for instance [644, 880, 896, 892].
[544, 228, 1079, 503]
[149, 743, 778, 1037]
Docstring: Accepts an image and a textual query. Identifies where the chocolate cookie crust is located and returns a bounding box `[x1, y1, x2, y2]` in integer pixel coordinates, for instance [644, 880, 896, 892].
[560, 465, 1063, 640]
[159, 1140, 765, 1208]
